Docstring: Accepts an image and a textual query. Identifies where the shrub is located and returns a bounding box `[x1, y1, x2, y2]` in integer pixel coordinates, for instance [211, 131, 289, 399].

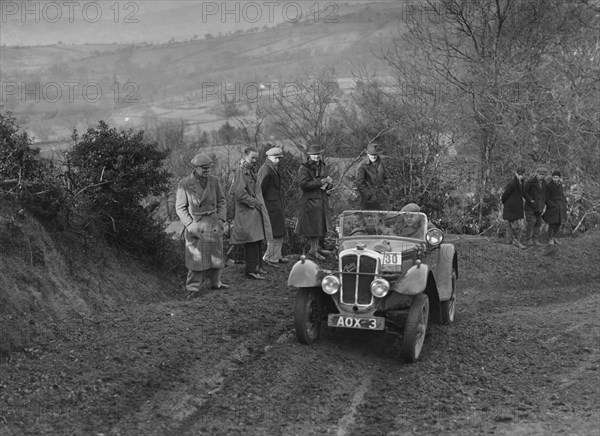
[66, 121, 172, 260]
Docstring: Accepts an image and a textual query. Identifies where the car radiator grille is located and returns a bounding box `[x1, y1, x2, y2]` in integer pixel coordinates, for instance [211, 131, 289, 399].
[340, 253, 378, 305]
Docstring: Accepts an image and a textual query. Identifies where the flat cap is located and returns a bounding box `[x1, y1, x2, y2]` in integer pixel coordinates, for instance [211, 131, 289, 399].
[552, 170, 561, 177]
[401, 203, 421, 212]
[266, 147, 283, 157]
[516, 167, 525, 175]
[191, 154, 213, 167]
[536, 166, 548, 174]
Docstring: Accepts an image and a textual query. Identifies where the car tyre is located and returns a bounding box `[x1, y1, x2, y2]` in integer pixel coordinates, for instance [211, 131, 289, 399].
[294, 287, 323, 345]
[441, 270, 457, 324]
[400, 293, 429, 363]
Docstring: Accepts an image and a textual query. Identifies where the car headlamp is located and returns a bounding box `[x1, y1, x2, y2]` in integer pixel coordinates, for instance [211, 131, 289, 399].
[426, 228, 444, 246]
[321, 275, 340, 295]
[370, 278, 390, 298]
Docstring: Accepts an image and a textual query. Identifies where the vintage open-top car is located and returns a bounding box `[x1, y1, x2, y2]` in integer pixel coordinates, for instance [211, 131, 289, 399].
[288, 210, 458, 362]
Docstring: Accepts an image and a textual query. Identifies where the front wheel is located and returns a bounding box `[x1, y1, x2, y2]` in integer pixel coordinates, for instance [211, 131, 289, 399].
[294, 287, 323, 345]
[441, 270, 457, 324]
[400, 293, 429, 363]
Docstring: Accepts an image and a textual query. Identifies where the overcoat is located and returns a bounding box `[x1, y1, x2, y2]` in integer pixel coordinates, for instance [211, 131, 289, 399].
[523, 177, 547, 213]
[356, 157, 390, 209]
[175, 172, 226, 271]
[230, 162, 273, 244]
[543, 180, 567, 224]
[257, 159, 287, 239]
[295, 159, 331, 238]
[501, 176, 524, 221]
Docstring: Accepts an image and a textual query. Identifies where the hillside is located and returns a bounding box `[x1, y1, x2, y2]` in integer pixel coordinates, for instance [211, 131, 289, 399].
[0, 2, 406, 142]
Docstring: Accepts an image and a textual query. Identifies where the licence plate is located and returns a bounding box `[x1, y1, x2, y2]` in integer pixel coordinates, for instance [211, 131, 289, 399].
[328, 314, 385, 330]
[383, 252, 402, 266]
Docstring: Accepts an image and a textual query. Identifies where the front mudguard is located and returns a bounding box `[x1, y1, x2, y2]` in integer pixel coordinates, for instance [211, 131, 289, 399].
[392, 264, 430, 296]
[287, 258, 323, 288]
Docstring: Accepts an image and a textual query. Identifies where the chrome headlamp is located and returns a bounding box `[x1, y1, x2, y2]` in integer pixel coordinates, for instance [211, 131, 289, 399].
[321, 275, 340, 295]
[370, 278, 390, 298]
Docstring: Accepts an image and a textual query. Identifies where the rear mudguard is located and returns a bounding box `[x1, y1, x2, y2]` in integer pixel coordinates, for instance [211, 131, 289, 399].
[433, 243, 458, 301]
[287, 258, 322, 288]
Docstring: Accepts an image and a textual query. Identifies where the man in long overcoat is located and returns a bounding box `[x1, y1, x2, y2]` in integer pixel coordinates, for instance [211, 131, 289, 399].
[230, 148, 272, 280]
[356, 142, 390, 210]
[295, 143, 332, 261]
[501, 166, 526, 249]
[543, 170, 567, 245]
[257, 146, 289, 266]
[523, 166, 548, 246]
[175, 153, 228, 292]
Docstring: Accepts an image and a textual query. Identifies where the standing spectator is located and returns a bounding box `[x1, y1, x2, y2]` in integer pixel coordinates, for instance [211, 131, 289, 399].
[501, 166, 526, 249]
[356, 142, 390, 210]
[257, 146, 289, 266]
[175, 154, 228, 292]
[543, 170, 567, 245]
[230, 148, 272, 280]
[295, 143, 332, 261]
[523, 166, 548, 246]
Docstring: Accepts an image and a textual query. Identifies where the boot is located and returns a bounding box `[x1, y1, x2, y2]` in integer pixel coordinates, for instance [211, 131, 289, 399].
[532, 228, 541, 246]
[512, 229, 526, 249]
[547, 227, 554, 245]
[504, 225, 514, 245]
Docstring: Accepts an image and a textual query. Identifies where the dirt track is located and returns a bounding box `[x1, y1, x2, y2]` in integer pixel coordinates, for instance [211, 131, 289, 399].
[1, 233, 599, 435]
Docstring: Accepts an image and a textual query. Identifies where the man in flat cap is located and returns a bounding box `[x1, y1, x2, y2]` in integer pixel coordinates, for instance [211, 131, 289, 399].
[295, 143, 332, 261]
[543, 170, 567, 245]
[175, 153, 228, 292]
[356, 142, 390, 210]
[230, 148, 272, 280]
[395, 203, 425, 238]
[501, 166, 526, 249]
[257, 145, 289, 266]
[523, 166, 548, 246]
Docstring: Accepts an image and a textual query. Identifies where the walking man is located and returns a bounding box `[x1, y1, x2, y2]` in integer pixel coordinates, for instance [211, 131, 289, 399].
[543, 170, 567, 245]
[257, 146, 289, 266]
[501, 166, 526, 249]
[523, 166, 548, 246]
[356, 142, 390, 210]
[230, 148, 272, 280]
[175, 153, 228, 292]
[295, 143, 332, 261]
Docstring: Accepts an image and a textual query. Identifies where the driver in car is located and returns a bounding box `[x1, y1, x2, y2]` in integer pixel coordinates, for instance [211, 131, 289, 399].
[395, 203, 425, 238]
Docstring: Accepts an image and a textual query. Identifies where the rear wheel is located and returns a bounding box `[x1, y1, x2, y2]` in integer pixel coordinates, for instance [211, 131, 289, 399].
[400, 293, 429, 363]
[441, 270, 457, 324]
[294, 287, 323, 344]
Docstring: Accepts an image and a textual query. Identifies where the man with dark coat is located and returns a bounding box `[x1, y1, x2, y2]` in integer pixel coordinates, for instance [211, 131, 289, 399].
[543, 170, 567, 245]
[356, 142, 390, 210]
[175, 153, 228, 292]
[295, 143, 332, 261]
[230, 148, 273, 280]
[523, 166, 548, 246]
[257, 146, 289, 266]
[501, 166, 526, 249]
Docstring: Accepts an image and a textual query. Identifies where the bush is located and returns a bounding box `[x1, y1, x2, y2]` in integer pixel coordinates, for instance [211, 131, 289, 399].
[66, 121, 173, 261]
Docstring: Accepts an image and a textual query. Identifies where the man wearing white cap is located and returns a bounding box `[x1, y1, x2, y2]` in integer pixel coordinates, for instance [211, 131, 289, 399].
[175, 153, 228, 292]
[257, 145, 289, 266]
